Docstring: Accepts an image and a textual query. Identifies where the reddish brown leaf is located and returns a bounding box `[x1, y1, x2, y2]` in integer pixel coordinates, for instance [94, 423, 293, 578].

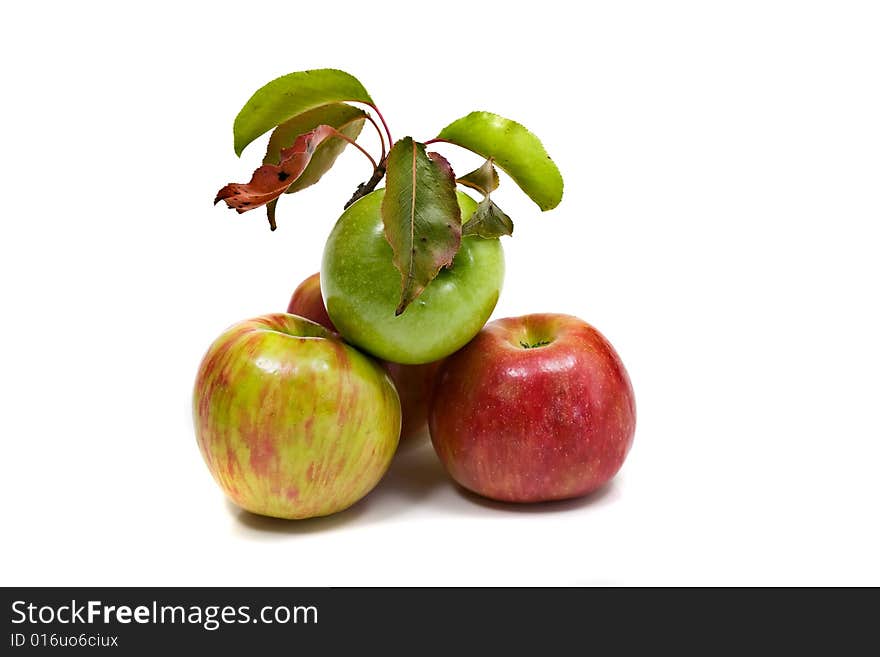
[215, 124, 337, 214]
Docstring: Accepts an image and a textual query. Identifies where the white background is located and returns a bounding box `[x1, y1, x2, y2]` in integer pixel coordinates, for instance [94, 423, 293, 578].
[2, 1, 878, 586]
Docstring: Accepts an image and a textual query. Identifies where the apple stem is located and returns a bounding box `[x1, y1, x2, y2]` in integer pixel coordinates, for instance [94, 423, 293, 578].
[341, 102, 395, 209]
[368, 103, 394, 149]
[327, 127, 378, 170]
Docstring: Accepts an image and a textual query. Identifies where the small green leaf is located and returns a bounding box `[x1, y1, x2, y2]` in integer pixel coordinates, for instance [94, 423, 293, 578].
[382, 138, 462, 315]
[463, 198, 514, 239]
[233, 69, 373, 156]
[264, 103, 366, 193]
[457, 158, 499, 196]
[437, 111, 563, 210]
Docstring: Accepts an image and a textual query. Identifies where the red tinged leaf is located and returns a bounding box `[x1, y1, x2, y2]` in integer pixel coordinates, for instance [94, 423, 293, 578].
[382, 138, 462, 315]
[427, 151, 455, 181]
[261, 104, 365, 230]
[215, 124, 338, 220]
[263, 104, 366, 191]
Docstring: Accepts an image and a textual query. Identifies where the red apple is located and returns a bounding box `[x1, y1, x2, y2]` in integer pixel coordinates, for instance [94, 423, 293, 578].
[429, 313, 636, 503]
[381, 360, 443, 440]
[287, 273, 441, 439]
[287, 273, 335, 332]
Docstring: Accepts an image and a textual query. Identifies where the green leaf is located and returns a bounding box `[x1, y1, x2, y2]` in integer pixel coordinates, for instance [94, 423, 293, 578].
[233, 69, 373, 156]
[437, 111, 563, 210]
[462, 197, 514, 239]
[382, 138, 462, 315]
[457, 158, 499, 196]
[264, 103, 366, 194]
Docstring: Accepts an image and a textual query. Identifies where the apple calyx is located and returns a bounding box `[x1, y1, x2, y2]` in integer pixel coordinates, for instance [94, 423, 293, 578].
[511, 319, 558, 350]
[214, 68, 564, 313]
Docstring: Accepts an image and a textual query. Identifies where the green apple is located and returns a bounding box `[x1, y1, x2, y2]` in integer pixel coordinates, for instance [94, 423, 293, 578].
[193, 313, 401, 519]
[321, 189, 505, 364]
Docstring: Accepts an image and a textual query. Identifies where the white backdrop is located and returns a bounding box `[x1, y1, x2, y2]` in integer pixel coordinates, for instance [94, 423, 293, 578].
[2, 1, 878, 585]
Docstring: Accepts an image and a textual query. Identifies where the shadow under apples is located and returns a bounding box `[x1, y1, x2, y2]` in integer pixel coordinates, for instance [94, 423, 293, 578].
[227, 431, 619, 533]
[374, 431, 623, 516]
[452, 479, 621, 514]
[227, 495, 371, 536]
[227, 433, 447, 535]
[359, 432, 449, 507]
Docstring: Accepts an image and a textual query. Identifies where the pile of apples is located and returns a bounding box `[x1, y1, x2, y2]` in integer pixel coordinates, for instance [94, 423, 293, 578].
[195, 69, 636, 519]
[193, 197, 635, 520]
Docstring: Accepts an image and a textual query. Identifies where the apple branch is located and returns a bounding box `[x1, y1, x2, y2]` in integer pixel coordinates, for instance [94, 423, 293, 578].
[343, 162, 387, 210]
[336, 102, 396, 210]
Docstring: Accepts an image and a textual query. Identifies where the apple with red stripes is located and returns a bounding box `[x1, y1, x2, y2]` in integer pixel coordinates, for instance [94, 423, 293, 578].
[193, 313, 400, 519]
[288, 272, 444, 441]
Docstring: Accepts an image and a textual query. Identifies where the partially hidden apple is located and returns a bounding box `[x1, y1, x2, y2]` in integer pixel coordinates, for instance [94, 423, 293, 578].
[287, 272, 335, 331]
[429, 313, 636, 503]
[381, 360, 443, 441]
[193, 313, 401, 519]
[288, 272, 442, 440]
[321, 189, 505, 365]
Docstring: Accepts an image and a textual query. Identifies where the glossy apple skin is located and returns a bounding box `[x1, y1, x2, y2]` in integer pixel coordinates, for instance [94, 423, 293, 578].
[321, 189, 504, 365]
[429, 314, 636, 503]
[193, 313, 401, 519]
[381, 360, 443, 439]
[287, 273, 334, 330]
[288, 272, 441, 439]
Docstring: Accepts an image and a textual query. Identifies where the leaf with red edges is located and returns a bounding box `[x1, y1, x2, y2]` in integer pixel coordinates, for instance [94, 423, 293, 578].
[261, 104, 365, 229]
[264, 104, 366, 192]
[382, 138, 462, 315]
[215, 124, 337, 224]
[427, 150, 455, 182]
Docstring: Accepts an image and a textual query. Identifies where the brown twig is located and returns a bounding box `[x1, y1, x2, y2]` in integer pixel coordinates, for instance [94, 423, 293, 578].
[344, 162, 387, 209]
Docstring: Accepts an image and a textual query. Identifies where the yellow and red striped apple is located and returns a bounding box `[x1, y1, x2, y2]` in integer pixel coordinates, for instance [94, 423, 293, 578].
[288, 272, 442, 440]
[429, 314, 636, 503]
[193, 313, 400, 519]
